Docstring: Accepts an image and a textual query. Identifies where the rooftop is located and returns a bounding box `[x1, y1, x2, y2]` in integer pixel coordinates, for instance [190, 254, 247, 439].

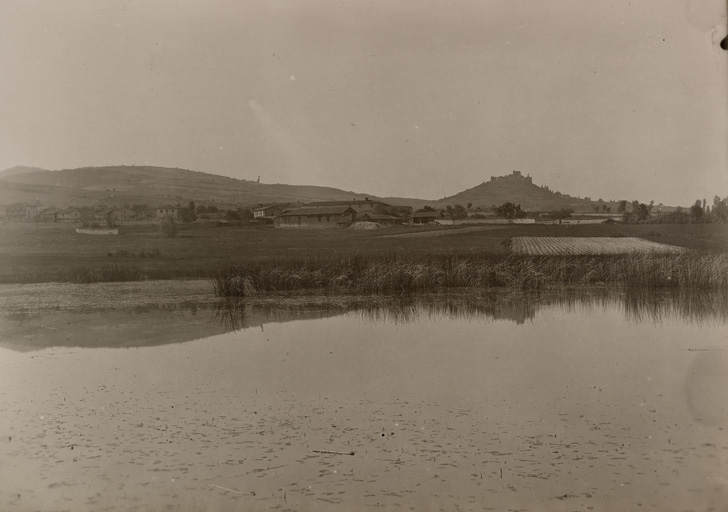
[279, 206, 357, 216]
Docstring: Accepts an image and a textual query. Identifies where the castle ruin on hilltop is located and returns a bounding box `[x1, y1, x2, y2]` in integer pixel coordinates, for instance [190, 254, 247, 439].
[490, 170, 533, 184]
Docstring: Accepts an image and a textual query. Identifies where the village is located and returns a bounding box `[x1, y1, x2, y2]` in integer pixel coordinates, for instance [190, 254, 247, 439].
[0, 197, 640, 230]
[2, 169, 704, 233]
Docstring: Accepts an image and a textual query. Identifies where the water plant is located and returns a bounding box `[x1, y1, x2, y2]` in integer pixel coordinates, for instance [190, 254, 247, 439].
[211, 251, 728, 297]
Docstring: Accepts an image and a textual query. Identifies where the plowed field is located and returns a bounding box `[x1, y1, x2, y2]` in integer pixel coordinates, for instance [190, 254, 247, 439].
[511, 237, 685, 255]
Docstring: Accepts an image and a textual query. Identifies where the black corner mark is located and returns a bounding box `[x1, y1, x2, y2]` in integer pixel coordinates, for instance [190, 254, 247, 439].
[721, 34, 728, 50]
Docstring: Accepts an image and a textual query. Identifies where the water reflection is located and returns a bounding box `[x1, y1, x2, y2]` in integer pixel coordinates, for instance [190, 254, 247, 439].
[214, 287, 728, 330]
[621, 287, 728, 324]
[1, 287, 726, 351]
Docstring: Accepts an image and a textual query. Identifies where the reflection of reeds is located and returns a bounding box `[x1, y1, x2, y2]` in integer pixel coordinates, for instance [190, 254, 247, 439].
[621, 288, 728, 325]
[212, 252, 728, 297]
[209, 287, 728, 329]
[212, 300, 252, 331]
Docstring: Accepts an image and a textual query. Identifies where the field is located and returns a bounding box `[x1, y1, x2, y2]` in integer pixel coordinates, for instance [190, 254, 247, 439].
[0, 221, 726, 284]
[512, 236, 686, 255]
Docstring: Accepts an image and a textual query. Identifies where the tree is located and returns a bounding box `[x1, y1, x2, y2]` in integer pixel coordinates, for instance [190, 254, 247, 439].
[466, 202, 473, 210]
[180, 201, 197, 222]
[131, 204, 149, 219]
[617, 200, 628, 213]
[494, 202, 526, 219]
[690, 199, 704, 221]
[225, 209, 241, 221]
[196, 204, 219, 215]
[713, 195, 728, 222]
[160, 217, 178, 238]
[236, 207, 253, 222]
[451, 204, 468, 219]
[635, 203, 650, 221]
[656, 207, 690, 224]
[548, 208, 574, 221]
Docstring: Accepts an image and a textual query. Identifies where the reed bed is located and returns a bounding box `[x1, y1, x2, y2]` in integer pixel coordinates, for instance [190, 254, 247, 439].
[211, 251, 728, 297]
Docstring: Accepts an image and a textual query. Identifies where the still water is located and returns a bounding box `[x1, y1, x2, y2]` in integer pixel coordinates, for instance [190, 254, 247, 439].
[0, 282, 726, 511]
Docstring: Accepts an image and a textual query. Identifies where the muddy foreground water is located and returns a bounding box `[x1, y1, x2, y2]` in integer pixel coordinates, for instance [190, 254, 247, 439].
[0, 281, 727, 511]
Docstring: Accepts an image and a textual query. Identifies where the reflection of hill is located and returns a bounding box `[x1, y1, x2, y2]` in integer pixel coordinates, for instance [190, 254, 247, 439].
[0, 302, 345, 352]
[1, 288, 726, 352]
[212, 288, 728, 328]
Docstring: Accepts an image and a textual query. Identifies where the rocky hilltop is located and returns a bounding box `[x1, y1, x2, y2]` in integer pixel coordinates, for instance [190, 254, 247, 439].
[433, 171, 596, 212]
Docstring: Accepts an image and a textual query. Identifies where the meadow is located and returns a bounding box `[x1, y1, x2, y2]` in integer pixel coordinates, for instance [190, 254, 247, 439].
[0, 221, 726, 285]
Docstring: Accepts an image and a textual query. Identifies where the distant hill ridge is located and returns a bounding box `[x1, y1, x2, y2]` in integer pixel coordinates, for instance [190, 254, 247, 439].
[432, 170, 596, 212]
[0, 166, 48, 178]
[0, 165, 403, 209]
[0, 165, 598, 211]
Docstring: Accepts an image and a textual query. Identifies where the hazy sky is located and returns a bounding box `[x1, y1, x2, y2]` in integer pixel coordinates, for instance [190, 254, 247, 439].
[1, 0, 726, 205]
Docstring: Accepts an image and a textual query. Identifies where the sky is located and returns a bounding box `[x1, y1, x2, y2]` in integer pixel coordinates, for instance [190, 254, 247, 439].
[0, 0, 726, 205]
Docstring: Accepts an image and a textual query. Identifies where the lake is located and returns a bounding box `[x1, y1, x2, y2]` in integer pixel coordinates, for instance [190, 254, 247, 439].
[0, 281, 727, 511]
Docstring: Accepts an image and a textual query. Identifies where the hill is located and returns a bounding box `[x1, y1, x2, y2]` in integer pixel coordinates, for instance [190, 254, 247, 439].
[0, 165, 601, 212]
[0, 165, 401, 209]
[0, 166, 48, 179]
[432, 171, 596, 212]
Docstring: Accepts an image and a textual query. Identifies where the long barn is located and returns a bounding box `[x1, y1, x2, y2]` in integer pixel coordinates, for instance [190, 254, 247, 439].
[274, 206, 357, 229]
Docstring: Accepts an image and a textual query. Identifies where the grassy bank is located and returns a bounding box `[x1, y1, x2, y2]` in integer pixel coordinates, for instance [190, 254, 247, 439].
[211, 251, 728, 296]
[1, 222, 726, 284]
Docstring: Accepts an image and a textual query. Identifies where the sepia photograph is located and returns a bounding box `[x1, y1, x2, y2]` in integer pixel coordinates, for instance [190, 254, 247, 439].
[0, 1, 727, 510]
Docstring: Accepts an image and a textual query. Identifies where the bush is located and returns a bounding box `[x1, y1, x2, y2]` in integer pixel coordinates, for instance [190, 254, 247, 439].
[161, 218, 178, 238]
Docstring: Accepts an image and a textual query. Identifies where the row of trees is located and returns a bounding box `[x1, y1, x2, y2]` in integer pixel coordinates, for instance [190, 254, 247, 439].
[617, 197, 728, 224]
[181, 201, 254, 222]
[688, 197, 728, 222]
[418, 196, 728, 224]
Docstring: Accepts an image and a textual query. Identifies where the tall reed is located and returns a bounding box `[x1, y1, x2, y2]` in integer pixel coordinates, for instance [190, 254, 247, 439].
[211, 251, 728, 297]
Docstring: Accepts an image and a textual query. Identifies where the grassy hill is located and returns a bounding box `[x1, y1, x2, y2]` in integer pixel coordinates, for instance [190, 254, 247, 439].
[432, 171, 596, 212]
[0, 166, 48, 179]
[0, 165, 600, 212]
[0, 165, 400, 209]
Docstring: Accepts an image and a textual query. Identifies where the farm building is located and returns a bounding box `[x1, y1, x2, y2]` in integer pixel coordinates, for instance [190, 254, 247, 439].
[98, 207, 136, 223]
[274, 206, 357, 229]
[56, 209, 81, 222]
[7, 203, 39, 222]
[412, 211, 445, 225]
[156, 204, 185, 220]
[39, 208, 59, 222]
[301, 199, 390, 214]
[357, 212, 403, 225]
[252, 203, 295, 224]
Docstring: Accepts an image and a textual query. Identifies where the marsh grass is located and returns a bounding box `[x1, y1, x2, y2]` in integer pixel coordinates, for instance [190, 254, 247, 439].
[212, 251, 728, 297]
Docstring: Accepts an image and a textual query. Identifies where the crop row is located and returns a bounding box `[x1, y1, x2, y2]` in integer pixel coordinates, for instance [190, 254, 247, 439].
[511, 237, 684, 256]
